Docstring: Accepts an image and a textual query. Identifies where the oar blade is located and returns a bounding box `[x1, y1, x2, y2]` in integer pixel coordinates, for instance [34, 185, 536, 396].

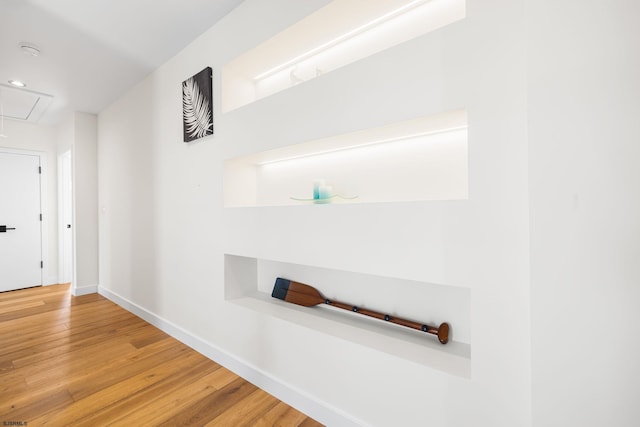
[271, 277, 291, 300]
[271, 278, 325, 307]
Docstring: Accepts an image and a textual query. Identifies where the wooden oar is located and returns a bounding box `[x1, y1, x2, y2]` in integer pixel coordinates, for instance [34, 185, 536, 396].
[271, 277, 449, 344]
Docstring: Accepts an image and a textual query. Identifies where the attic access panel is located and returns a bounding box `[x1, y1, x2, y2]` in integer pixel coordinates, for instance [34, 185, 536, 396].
[0, 84, 53, 123]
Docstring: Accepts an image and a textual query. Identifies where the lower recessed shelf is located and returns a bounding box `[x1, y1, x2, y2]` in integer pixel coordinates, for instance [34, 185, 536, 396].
[224, 254, 471, 378]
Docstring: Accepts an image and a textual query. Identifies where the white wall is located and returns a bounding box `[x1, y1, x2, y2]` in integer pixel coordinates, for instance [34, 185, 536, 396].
[96, 0, 640, 425]
[1, 119, 58, 285]
[528, 1, 640, 426]
[98, 1, 534, 425]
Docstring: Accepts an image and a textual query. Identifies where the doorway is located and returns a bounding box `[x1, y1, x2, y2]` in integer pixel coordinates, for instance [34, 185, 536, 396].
[0, 149, 43, 292]
[58, 150, 73, 285]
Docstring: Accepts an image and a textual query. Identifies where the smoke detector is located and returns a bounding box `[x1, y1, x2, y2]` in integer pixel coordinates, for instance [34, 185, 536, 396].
[20, 42, 41, 57]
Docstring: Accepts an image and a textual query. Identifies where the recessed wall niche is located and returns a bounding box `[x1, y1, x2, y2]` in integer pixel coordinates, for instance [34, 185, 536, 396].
[224, 254, 471, 378]
[222, 0, 466, 112]
[223, 109, 468, 207]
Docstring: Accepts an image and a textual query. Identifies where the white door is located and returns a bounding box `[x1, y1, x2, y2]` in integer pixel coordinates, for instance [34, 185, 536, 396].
[0, 151, 42, 292]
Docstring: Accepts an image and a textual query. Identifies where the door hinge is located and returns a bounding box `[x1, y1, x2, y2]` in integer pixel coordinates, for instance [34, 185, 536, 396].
[38, 166, 42, 174]
[40, 213, 43, 221]
[40, 261, 43, 269]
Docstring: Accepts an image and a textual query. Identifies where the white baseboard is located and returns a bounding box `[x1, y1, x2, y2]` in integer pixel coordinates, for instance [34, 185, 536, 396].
[73, 284, 98, 296]
[45, 276, 59, 286]
[98, 286, 364, 427]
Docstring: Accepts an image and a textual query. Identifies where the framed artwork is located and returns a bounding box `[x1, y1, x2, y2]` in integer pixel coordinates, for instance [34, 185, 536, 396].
[182, 67, 213, 142]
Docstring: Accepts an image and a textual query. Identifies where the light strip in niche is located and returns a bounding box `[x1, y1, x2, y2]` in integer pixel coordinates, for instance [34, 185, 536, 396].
[255, 125, 467, 166]
[253, 0, 431, 81]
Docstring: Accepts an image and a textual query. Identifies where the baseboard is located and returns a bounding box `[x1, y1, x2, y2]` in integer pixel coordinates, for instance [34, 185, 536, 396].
[73, 284, 98, 296]
[98, 286, 365, 427]
[45, 276, 59, 286]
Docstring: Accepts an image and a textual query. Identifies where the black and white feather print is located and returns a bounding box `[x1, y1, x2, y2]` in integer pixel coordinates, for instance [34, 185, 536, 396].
[182, 67, 213, 142]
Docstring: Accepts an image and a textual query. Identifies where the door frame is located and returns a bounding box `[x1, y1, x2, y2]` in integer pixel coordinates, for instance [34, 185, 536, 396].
[57, 149, 74, 286]
[0, 147, 48, 286]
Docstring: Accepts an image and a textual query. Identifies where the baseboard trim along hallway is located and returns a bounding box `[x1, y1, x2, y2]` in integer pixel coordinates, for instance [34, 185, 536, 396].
[97, 286, 363, 427]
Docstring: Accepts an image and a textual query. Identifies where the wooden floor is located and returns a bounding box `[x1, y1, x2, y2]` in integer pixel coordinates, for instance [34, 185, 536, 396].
[0, 284, 323, 426]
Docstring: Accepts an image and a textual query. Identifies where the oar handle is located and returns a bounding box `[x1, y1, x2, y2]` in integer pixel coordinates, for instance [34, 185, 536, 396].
[325, 299, 449, 344]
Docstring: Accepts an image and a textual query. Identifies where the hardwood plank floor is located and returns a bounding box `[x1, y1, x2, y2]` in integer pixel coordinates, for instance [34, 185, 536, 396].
[0, 284, 323, 426]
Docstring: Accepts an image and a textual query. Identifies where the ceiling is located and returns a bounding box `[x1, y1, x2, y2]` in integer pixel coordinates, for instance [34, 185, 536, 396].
[0, 0, 245, 125]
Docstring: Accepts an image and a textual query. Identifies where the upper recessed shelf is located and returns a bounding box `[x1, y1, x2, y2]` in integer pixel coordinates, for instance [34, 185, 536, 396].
[222, 0, 466, 112]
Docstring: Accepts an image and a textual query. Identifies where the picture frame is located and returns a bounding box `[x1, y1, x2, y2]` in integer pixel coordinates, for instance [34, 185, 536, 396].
[182, 67, 213, 142]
